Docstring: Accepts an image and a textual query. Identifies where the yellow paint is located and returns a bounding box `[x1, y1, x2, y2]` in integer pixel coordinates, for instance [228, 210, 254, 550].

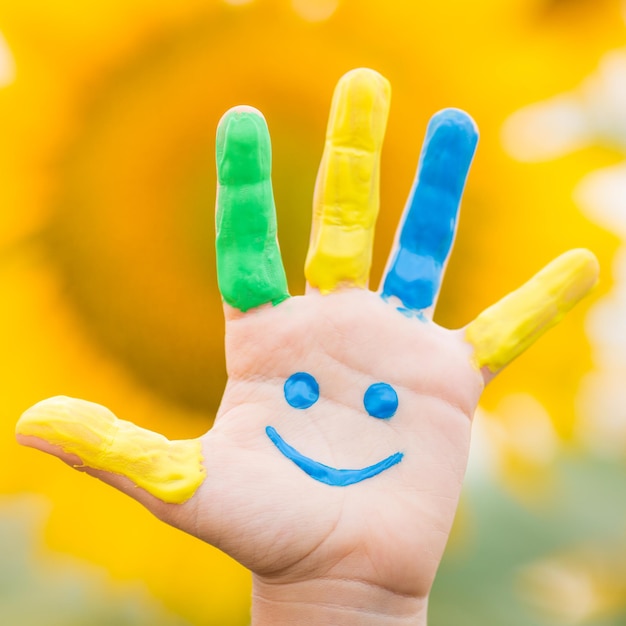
[17, 396, 205, 504]
[304, 68, 391, 292]
[465, 249, 599, 374]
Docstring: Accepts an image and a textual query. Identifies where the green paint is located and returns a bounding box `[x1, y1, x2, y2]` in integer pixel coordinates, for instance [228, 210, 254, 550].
[215, 107, 289, 312]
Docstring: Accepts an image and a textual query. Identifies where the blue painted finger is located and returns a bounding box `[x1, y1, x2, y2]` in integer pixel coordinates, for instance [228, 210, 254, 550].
[381, 109, 478, 313]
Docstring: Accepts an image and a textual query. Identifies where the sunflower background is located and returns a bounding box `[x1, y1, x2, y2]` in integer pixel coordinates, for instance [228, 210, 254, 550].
[0, 1, 625, 624]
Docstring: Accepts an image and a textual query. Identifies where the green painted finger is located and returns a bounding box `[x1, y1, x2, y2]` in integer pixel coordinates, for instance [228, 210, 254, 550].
[215, 106, 289, 312]
[465, 249, 599, 377]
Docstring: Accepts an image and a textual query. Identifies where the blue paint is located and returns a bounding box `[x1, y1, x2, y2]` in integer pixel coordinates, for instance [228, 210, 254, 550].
[396, 306, 427, 322]
[266, 426, 403, 486]
[363, 382, 398, 418]
[381, 108, 478, 311]
[284, 372, 319, 409]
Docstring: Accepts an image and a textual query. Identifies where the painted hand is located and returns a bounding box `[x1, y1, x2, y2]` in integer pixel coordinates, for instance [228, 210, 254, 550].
[16, 69, 599, 624]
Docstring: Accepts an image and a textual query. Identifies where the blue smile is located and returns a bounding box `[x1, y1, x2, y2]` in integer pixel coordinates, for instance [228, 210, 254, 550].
[265, 426, 403, 487]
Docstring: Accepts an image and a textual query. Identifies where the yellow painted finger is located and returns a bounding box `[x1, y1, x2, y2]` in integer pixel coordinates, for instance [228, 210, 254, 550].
[465, 249, 599, 376]
[304, 68, 391, 293]
[16, 396, 205, 504]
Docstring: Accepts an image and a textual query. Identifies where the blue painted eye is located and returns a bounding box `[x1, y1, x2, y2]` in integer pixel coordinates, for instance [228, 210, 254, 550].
[363, 382, 398, 419]
[284, 372, 320, 409]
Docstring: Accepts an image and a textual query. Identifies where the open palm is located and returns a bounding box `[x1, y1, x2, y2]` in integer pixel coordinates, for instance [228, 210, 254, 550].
[17, 69, 598, 625]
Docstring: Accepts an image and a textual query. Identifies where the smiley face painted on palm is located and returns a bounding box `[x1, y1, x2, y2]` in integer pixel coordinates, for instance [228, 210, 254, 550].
[266, 372, 403, 486]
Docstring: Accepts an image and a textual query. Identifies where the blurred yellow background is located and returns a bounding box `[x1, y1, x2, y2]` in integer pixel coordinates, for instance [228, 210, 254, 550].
[0, 0, 625, 624]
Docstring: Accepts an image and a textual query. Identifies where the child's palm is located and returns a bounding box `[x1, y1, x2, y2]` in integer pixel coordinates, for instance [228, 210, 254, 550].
[200, 289, 478, 597]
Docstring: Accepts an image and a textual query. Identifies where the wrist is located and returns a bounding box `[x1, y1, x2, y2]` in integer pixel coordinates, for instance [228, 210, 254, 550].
[251, 575, 428, 626]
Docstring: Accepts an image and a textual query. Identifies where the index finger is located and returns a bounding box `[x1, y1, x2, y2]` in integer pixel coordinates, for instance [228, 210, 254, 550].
[215, 106, 289, 313]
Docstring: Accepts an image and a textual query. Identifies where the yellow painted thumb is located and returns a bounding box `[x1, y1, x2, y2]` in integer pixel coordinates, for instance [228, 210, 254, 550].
[16, 396, 205, 504]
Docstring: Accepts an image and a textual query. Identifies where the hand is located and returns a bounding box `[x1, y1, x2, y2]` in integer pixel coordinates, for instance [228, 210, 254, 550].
[16, 68, 598, 625]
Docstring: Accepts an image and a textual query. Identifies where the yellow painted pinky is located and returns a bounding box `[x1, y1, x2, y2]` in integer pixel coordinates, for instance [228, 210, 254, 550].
[17, 396, 205, 504]
[465, 249, 599, 375]
[305, 68, 391, 293]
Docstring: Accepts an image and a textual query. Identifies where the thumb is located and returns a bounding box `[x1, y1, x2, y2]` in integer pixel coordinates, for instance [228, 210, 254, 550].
[16, 396, 205, 506]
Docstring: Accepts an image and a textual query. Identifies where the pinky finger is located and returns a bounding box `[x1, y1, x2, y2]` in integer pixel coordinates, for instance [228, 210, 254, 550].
[465, 249, 599, 381]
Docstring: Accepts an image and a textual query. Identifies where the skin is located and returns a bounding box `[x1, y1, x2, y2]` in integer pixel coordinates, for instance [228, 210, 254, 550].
[16, 68, 599, 625]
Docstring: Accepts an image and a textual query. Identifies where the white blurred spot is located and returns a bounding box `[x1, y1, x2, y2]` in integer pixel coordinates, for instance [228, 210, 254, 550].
[575, 164, 626, 239]
[466, 395, 559, 485]
[582, 51, 626, 148]
[292, 0, 339, 22]
[585, 290, 626, 369]
[501, 97, 589, 161]
[223, 0, 255, 6]
[0, 31, 15, 87]
[489, 394, 559, 465]
[464, 407, 498, 483]
[578, 370, 626, 457]
[503, 50, 626, 162]
[520, 558, 604, 625]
